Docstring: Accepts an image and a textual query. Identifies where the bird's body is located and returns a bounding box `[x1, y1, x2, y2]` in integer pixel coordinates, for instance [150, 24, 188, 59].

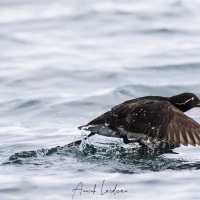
[72, 93, 200, 147]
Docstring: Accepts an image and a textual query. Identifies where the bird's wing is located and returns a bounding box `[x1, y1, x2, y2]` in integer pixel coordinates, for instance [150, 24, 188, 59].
[112, 100, 200, 146]
[82, 99, 200, 146]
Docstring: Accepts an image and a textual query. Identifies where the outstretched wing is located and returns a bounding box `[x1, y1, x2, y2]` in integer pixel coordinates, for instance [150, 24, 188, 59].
[84, 99, 200, 146]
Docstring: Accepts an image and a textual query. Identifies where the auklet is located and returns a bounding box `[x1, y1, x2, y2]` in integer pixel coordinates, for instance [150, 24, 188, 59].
[71, 93, 200, 147]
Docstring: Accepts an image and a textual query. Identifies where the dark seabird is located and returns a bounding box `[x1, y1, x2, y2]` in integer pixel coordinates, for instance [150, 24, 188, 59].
[69, 93, 200, 147]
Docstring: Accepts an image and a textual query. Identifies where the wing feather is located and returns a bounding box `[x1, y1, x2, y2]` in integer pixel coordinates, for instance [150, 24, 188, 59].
[84, 98, 200, 146]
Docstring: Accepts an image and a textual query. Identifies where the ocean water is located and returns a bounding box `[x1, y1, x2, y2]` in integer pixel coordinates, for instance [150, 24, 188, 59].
[1, 0, 200, 199]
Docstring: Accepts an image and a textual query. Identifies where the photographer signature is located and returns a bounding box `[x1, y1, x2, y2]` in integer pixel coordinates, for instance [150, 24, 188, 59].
[72, 180, 128, 199]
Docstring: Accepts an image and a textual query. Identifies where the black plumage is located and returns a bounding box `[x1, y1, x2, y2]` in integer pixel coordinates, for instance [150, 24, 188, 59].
[77, 92, 200, 147]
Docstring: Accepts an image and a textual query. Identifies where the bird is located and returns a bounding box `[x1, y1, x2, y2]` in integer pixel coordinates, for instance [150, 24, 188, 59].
[68, 92, 200, 147]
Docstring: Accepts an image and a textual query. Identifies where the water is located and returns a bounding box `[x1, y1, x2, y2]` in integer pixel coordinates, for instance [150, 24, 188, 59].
[1, 0, 200, 199]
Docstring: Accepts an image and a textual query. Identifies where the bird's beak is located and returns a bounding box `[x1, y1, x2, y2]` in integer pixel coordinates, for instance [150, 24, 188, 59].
[196, 101, 200, 107]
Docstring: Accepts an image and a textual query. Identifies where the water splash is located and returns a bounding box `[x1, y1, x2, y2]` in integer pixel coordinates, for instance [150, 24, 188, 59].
[2, 138, 197, 173]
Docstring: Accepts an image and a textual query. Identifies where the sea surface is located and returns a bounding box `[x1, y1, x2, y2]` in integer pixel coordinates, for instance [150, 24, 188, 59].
[1, 0, 200, 199]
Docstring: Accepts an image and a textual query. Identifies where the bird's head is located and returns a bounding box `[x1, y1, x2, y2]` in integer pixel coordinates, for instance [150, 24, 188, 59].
[170, 92, 200, 112]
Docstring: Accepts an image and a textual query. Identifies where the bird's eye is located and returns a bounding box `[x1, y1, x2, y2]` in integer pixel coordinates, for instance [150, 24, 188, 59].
[191, 97, 194, 100]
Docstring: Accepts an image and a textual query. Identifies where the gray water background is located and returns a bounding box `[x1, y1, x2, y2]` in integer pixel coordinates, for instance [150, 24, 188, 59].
[1, 0, 200, 199]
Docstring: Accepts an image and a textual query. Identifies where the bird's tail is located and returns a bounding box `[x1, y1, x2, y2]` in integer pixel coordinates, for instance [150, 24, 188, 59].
[77, 124, 87, 130]
[65, 139, 82, 147]
[66, 131, 95, 147]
